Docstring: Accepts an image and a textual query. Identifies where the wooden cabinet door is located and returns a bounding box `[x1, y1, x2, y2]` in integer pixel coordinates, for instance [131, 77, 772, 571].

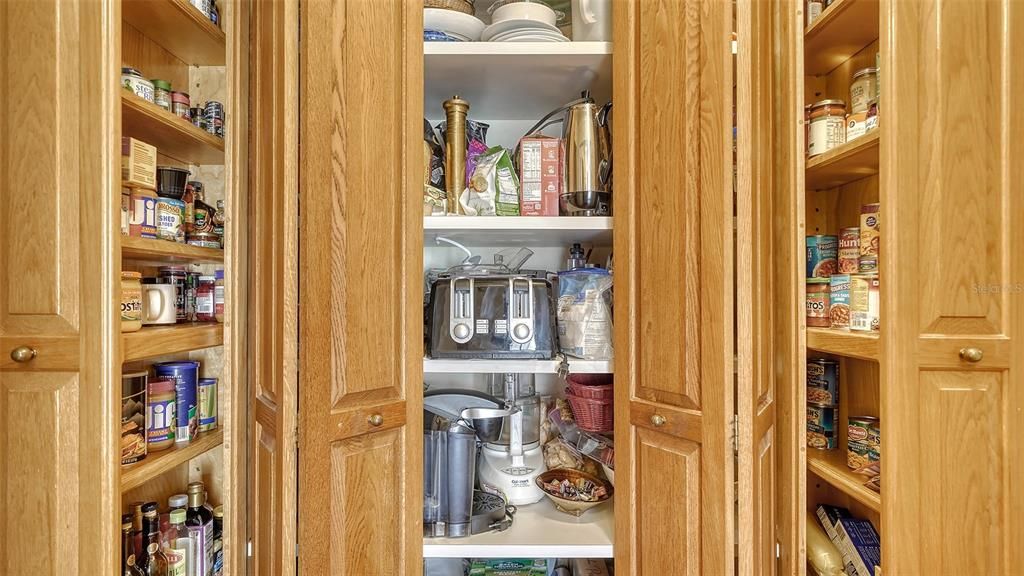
[883, 1, 1024, 573]
[884, 0, 1019, 569]
[0, 0, 117, 573]
[612, 1, 734, 574]
[297, 1, 423, 574]
[248, 0, 299, 574]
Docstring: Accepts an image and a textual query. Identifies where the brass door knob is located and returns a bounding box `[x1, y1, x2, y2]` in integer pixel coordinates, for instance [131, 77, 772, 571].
[9, 346, 36, 363]
[368, 414, 384, 427]
[650, 414, 666, 427]
[959, 347, 984, 363]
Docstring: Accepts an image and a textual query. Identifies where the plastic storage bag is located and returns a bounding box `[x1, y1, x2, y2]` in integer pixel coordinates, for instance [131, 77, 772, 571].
[556, 268, 613, 360]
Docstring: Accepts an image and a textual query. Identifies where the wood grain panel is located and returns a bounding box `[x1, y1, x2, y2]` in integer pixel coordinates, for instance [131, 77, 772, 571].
[122, 23, 190, 92]
[253, 421, 280, 575]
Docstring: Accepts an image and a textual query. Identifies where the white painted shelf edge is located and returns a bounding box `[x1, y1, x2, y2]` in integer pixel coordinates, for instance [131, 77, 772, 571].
[423, 357, 613, 374]
[424, 41, 613, 56]
[424, 216, 613, 247]
[422, 498, 614, 559]
[424, 216, 612, 231]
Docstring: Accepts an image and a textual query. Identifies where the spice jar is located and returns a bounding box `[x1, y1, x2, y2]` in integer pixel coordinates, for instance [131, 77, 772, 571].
[214, 269, 225, 323]
[850, 67, 879, 114]
[171, 91, 191, 120]
[196, 276, 216, 322]
[146, 377, 176, 451]
[152, 79, 172, 111]
[807, 99, 846, 157]
[190, 107, 206, 130]
[121, 271, 143, 333]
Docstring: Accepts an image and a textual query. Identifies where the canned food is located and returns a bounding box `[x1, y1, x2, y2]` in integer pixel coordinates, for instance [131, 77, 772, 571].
[848, 440, 878, 472]
[829, 274, 851, 329]
[188, 232, 221, 249]
[198, 378, 218, 432]
[806, 279, 831, 328]
[808, 99, 847, 156]
[867, 422, 881, 449]
[156, 197, 186, 243]
[205, 101, 225, 139]
[850, 274, 880, 332]
[807, 404, 838, 450]
[190, 108, 206, 129]
[850, 67, 879, 114]
[848, 416, 879, 445]
[807, 235, 838, 278]
[807, 358, 840, 406]
[859, 203, 880, 271]
[838, 228, 860, 273]
[154, 361, 200, 445]
[121, 67, 154, 103]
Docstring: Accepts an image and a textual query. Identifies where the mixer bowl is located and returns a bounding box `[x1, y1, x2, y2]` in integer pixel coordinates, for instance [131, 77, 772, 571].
[560, 191, 611, 216]
[460, 407, 511, 443]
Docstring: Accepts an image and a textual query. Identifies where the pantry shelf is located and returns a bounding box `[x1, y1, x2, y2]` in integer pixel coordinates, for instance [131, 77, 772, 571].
[422, 498, 613, 558]
[806, 328, 879, 362]
[424, 216, 612, 247]
[122, 323, 224, 362]
[122, 92, 225, 166]
[804, 0, 880, 76]
[121, 236, 225, 264]
[423, 357, 612, 374]
[120, 429, 224, 493]
[424, 42, 612, 120]
[805, 130, 880, 190]
[122, 0, 226, 66]
[807, 448, 881, 513]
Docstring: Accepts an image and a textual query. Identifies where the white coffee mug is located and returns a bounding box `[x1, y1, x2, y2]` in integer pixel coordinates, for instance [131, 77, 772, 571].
[572, 0, 611, 41]
[142, 282, 177, 325]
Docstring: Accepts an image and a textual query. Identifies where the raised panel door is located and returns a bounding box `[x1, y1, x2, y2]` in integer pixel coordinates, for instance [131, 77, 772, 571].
[883, 0, 1024, 573]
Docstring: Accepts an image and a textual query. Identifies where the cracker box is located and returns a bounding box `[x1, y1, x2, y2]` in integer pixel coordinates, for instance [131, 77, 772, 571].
[121, 137, 157, 190]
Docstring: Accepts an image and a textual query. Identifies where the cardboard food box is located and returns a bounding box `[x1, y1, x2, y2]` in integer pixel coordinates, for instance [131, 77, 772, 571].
[121, 137, 157, 190]
[518, 136, 562, 216]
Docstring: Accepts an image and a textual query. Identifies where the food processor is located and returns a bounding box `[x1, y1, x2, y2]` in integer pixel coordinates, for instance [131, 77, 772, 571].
[476, 373, 547, 506]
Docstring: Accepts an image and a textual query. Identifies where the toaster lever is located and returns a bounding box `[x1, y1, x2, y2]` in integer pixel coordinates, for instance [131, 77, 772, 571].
[449, 277, 474, 344]
[508, 278, 534, 345]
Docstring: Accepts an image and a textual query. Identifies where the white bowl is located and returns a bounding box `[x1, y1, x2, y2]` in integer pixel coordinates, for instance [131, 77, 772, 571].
[491, 2, 557, 27]
[424, 8, 487, 41]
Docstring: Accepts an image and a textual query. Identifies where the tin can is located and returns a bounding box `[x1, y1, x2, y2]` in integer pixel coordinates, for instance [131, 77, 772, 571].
[848, 416, 879, 446]
[848, 440, 878, 471]
[198, 378, 218, 432]
[807, 358, 840, 406]
[807, 404, 838, 450]
[850, 274, 880, 332]
[867, 421, 881, 449]
[859, 203, 880, 272]
[806, 279, 831, 328]
[129, 189, 158, 238]
[829, 274, 851, 329]
[121, 372, 148, 465]
[806, 235, 838, 278]
[156, 197, 185, 243]
[121, 189, 131, 236]
[154, 361, 200, 444]
[205, 101, 225, 139]
[191, 108, 206, 130]
[838, 228, 860, 273]
[188, 232, 222, 249]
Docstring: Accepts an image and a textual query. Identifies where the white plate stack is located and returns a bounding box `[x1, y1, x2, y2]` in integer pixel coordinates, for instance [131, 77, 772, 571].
[481, 1, 568, 42]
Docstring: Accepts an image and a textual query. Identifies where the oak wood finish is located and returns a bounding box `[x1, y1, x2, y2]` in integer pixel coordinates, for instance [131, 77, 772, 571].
[613, 0, 733, 573]
[121, 0, 226, 66]
[121, 236, 225, 264]
[804, 130, 880, 190]
[0, 0, 120, 573]
[804, 0, 880, 76]
[247, 0, 297, 572]
[122, 23, 190, 93]
[120, 429, 224, 492]
[882, 0, 1023, 573]
[121, 92, 226, 165]
[806, 328, 879, 361]
[298, 1, 423, 573]
[122, 323, 224, 362]
[806, 448, 880, 513]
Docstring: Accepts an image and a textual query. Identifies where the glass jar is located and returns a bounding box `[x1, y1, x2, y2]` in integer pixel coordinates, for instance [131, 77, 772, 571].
[121, 67, 154, 103]
[121, 271, 143, 332]
[850, 67, 879, 114]
[152, 79, 172, 111]
[171, 91, 191, 120]
[214, 269, 225, 323]
[196, 276, 216, 322]
[807, 99, 847, 157]
[158, 266, 188, 323]
[146, 377, 176, 451]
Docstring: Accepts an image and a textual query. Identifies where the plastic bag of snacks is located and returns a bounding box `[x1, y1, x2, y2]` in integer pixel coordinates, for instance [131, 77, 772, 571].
[557, 268, 613, 359]
[459, 146, 520, 216]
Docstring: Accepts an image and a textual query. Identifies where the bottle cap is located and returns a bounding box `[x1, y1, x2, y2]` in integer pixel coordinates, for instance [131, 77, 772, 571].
[213, 505, 224, 519]
[168, 494, 188, 509]
[187, 481, 205, 494]
[142, 502, 158, 517]
[215, 269, 224, 280]
[122, 514, 134, 530]
[169, 509, 187, 524]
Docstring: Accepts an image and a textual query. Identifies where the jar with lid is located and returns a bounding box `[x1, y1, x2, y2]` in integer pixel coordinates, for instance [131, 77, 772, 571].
[121, 67, 154, 103]
[159, 266, 188, 322]
[850, 67, 879, 114]
[171, 91, 191, 120]
[214, 269, 225, 323]
[196, 276, 216, 322]
[807, 99, 846, 157]
[146, 377, 176, 451]
[121, 271, 143, 332]
[151, 79, 172, 111]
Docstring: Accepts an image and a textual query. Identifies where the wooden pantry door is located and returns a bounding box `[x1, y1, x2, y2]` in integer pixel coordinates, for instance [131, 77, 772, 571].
[882, 0, 1024, 574]
[612, 0, 734, 574]
[0, 0, 119, 573]
[297, 1, 423, 574]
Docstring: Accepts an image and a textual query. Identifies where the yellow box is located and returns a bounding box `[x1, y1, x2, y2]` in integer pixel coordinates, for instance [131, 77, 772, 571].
[121, 137, 157, 190]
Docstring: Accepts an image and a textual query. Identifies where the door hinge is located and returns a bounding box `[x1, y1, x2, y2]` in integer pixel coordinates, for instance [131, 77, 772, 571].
[776, 541, 782, 559]
[247, 539, 253, 558]
[732, 414, 739, 454]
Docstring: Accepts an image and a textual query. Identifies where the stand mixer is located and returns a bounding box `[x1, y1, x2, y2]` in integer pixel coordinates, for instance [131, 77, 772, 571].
[476, 373, 546, 506]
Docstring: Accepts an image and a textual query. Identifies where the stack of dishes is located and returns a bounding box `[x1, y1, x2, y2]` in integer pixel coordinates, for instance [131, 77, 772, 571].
[482, 1, 567, 42]
[424, 0, 486, 42]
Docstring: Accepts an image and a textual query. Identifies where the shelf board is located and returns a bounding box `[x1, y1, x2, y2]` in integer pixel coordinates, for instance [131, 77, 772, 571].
[121, 236, 224, 264]
[424, 42, 612, 120]
[121, 0, 226, 66]
[807, 448, 880, 513]
[805, 130, 880, 190]
[123, 323, 224, 362]
[804, 0, 880, 76]
[424, 216, 612, 247]
[423, 497, 613, 558]
[423, 357, 612, 374]
[122, 92, 225, 165]
[806, 328, 879, 362]
[121, 429, 224, 492]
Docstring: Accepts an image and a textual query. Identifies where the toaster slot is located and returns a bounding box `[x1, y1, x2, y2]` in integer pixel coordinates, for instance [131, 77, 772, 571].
[508, 278, 534, 345]
[449, 277, 474, 344]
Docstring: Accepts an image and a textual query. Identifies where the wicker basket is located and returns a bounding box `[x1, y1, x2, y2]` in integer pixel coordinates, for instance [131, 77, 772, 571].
[424, 0, 475, 15]
[566, 392, 613, 433]
[566, 373, 613, 400]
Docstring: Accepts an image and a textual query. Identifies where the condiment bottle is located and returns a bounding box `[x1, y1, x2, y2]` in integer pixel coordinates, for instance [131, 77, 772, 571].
[186, 482, 214, 576]
[130, 502, 146, 560]
[211, 506, 224, 576]
[121, 271, 144, 332]
[165, 509, 193, 576]
[214, 270, 225, 323]
[123, 514, 145, 576]
[139, 503, 169, 576]
[195, 276, 216, 322]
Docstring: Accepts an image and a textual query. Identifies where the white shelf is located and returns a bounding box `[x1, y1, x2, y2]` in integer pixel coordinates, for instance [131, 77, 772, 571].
[424, 42, 612, 120]
[423, 497, 614, 558]
[423, 357, 612, 374]
[424, 216, 612, 247]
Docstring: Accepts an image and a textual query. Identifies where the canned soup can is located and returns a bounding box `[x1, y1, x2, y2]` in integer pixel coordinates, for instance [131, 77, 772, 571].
[806, 235, 838, 278]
